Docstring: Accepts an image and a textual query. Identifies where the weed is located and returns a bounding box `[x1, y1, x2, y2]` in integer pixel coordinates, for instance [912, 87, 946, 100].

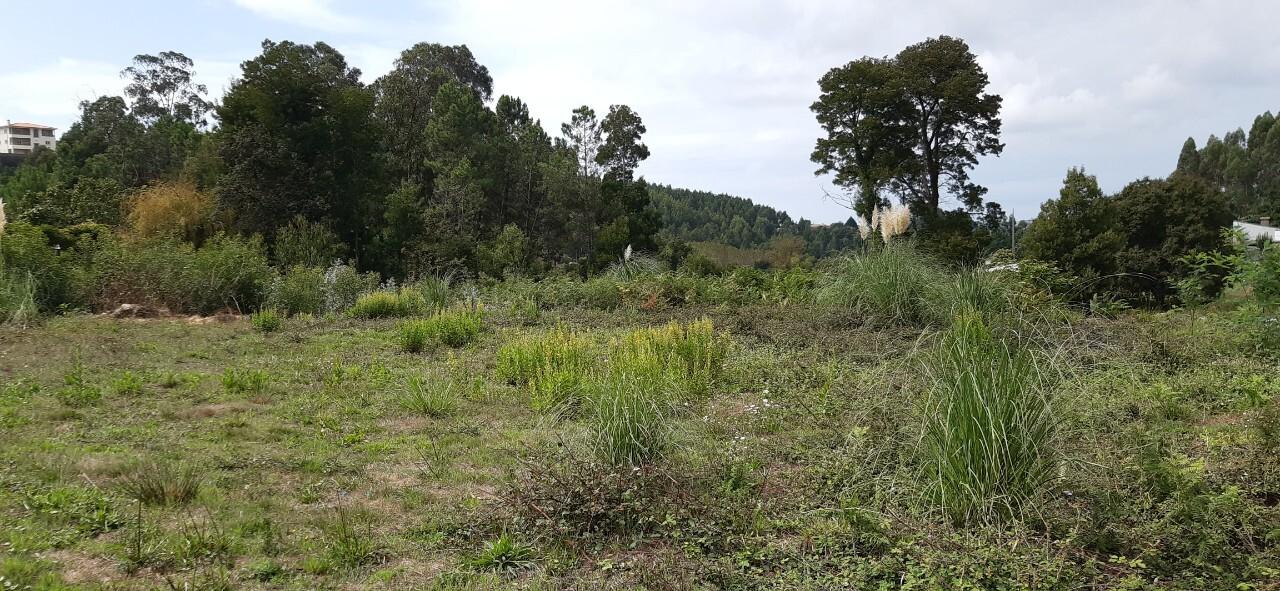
[120, 461, 201, 505]
[112, 370, 144, 396]
[400, 376, 461, 418]
[398, 319, 433, 353]
[496, 327, 592, 387]
[426, 308, 485, 348]
[348, 287, 433, 319]
[222, 367, 269, 394]
[325, 508, 385, 569]
[463, 534, 534, 574]
[586, 350, 672, 466]
[614, 318, 728, 399]
[251, 308, 283, 333]
[919, 313, 1058, 525]
[56, 361, 100, 407]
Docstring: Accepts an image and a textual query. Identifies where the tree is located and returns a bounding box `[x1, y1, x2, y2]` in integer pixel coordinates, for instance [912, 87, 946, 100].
[121, 51, 214, 126]
[810, 57, 910, 220]
[1175, 137, 1200, 174]
[891, 36, 1003, 212]
[373, 43, 493, 185]
[597, 105, 650, 181]
[812, 36, 1002, 217]
[561, 106, 604, 180]
[1020, 168, 1124, 289]
[1112, 174, 1232, 303]
[216, 40, 378, 258]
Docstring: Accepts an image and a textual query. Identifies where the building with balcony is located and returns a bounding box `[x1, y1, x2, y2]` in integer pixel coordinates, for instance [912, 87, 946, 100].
[0, 121, 57, 154]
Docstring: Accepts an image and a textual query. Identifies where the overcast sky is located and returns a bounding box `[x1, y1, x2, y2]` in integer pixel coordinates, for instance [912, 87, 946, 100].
[2, 0, 1277, 223]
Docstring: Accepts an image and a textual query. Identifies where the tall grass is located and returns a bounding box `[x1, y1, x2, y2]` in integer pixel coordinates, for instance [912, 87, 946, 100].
[919, 313, 1058, 526]
[925, 269, 1018, 327]
[0, 268, 38, 327]
[818, 241, 943, 325]
[348, 287, 431, 319]
[496, 328, 593, 386]
[613, 319, 728, 400]
[586, 349, 672, 466]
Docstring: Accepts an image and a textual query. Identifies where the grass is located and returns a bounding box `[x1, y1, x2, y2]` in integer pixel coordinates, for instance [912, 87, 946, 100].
[399, 308, 484, 352]
[0, 282, 1274, 589]
[0, 268, 38, 327]
[919, 312, 1058, 526]
[347, 287, 435, 319]
[400, 375, 462, 418]
[817, 241, 943, 325]
[120, 461, 201, 505]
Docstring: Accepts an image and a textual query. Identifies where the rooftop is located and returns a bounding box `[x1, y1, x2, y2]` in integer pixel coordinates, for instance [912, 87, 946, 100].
[2, 122, 56, 130]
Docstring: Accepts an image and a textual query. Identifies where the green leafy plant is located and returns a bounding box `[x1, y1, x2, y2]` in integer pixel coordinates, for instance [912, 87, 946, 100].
[111, 370, 144, 396]
[463, 534, 534, 574]
[222, 367, 269, 394]
[251, 308, 283, 333]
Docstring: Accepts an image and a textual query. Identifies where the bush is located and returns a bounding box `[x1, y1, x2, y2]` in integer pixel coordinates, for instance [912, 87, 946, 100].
[268, 266, 325, 316]
[818, 242, 945, 326]
[613, 319, 728, 399]
[423, 308, 484, 348]
[251, 308, 283, 333]
[497, 328, 593, 411]
[920, 313, 1057, 525]
[0, 221, 82, 311]
[124, 182, 216, 244]
[323, 262, 379, 314]
[93, 233, 273, 314]
[399, 376, 460, 418]
[348, 287, 433, 319]
[274, 215, 343, 268]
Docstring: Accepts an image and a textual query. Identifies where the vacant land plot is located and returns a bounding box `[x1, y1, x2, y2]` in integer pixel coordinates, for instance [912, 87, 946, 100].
[1, 297, 1277, 590]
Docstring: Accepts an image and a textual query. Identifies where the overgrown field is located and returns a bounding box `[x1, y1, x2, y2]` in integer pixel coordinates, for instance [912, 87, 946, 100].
[2, 268, 1279, 589]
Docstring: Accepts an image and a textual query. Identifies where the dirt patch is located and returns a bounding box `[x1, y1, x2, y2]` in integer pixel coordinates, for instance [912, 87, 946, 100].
[41, 549, 120, 585]
[181, 400, 257, 419]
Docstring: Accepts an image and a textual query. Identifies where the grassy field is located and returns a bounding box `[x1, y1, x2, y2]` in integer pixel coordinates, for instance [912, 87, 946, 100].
[1, 291, 1278, 589]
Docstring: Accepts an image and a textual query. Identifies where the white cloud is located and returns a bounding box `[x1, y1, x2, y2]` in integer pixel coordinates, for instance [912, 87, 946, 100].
[0, 59, 122, 127]
[231, 0, 369, 33]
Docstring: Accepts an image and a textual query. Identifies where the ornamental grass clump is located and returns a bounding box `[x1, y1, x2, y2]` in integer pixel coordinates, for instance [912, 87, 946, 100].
[585, 349, 672, 466]
[919, 312, 1058, 526]
[817, 241, 944, 326]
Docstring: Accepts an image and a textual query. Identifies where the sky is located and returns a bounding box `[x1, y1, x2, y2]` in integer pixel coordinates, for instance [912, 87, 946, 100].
[2, 0, 1277, 224]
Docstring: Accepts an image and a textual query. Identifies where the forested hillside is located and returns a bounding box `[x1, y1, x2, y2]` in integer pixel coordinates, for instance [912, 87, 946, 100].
[649, 184, 861, 259]
[1174, 110, 1280, 221]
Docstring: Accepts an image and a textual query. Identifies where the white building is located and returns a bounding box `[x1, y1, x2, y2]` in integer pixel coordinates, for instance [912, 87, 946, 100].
[1234, 219, 1280, 243]
[0, 121, 57, 154]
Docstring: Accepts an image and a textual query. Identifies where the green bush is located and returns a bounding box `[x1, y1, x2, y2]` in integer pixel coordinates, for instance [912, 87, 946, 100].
[348, 287, 432, 319]
[274, 215, 343, 268]
[613, 319, 728, 400]
[497, 328, 593, 411]
[268, 266, 325, 316]
[0, 221, 82, 311]
[398, 319, 433, 353]
[423, 308, 484, 348]
[919, 313, 1057, 525]
[323, 262, 379, 314]
[251, 308, 283, 333]
[93, 233, 273, 314]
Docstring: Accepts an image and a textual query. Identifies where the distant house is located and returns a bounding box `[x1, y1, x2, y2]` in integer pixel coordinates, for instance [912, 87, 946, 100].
[0, 120, 57, 154]
[1235, 219, 1280, 243]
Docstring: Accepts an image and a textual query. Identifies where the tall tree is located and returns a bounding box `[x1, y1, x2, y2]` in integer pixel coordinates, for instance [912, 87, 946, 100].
[120, 51, 214, 126]
[891, 36, 1003, 212]
[597, 105, 650, 181]
[1020, 168, 1124, 285]
[1175, 137, 1200, 174]
[216, 40, 378, 257]
[810, 57, 910, 220]
[373, 43, 492, 185]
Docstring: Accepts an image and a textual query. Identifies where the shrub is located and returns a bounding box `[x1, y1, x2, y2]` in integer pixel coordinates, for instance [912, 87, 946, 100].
[818, 242, 945, 325]
[613, 319, 728, 399]
[93, 233, 274, 314]
[274, 215, 343, 268]
[57, 362, 100, 407]
[251, 308, 283, 333]
[582, 276, 622, 310]
[268, 266, 326, 316]
[348, 287, 431, 319]
[0, 221, 80, 311]
[324, 262, 379, 314]
[186, 234, 274, 314]
[919, 313, 1057, 525]
[1249, 246, 1280, 303]
[400, 376, 460, 418]
[120, 461, 200, 505]
[398, 319, 432, 353]
[423, 308, 484, 348]
[124, 182, 216, 244]
[497, 328, 593, 411]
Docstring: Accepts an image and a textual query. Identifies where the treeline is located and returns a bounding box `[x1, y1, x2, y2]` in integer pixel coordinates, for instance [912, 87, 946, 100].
[648, 184, 861, 259]
[0, 42, 661, 282]
[1174, 111, 1280, 221]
